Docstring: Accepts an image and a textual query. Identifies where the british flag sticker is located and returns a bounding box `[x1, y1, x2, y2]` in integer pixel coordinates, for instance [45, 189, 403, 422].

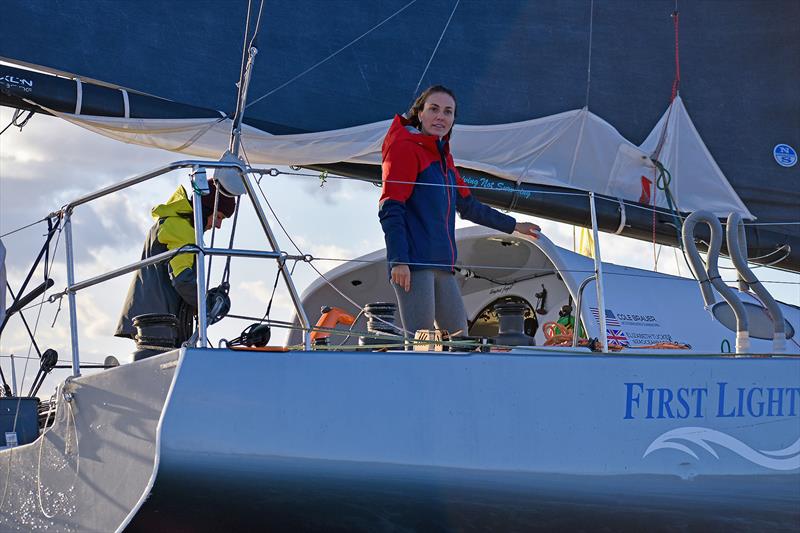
[606, 329, 629, 347]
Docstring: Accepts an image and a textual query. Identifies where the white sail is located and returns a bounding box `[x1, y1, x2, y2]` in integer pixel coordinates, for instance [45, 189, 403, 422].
[48, 97, 752, 218]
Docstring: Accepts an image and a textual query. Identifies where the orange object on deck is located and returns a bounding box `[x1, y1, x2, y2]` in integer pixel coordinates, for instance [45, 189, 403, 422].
[310, 306, 356, 343]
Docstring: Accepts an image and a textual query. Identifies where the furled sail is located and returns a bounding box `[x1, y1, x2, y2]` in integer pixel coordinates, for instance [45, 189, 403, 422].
[1, 0, 797, 267]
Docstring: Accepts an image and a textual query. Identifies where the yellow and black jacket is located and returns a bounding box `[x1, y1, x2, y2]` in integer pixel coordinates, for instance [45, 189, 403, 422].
[115, 186, 198, 343]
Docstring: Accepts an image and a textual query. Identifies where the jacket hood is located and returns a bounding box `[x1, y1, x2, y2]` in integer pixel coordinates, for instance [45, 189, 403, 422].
[151, 185, 194, 220]
[382, 114, 452, 160]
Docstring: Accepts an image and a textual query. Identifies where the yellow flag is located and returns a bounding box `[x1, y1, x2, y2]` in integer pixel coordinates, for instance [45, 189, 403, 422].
[578, 227, 595, 258]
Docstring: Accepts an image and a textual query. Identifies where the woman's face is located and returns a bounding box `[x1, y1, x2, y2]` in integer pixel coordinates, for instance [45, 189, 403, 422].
[418, 92, 455, 138]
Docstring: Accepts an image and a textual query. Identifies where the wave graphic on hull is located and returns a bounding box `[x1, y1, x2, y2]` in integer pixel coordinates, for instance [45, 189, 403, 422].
[644, 427, 800, 471]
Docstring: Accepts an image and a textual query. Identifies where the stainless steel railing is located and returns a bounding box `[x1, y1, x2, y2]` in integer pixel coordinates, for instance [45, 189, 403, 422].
[58, 160, 312, 376]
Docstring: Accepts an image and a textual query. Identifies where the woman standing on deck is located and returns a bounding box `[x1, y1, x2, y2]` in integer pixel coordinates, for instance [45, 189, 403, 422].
[379, 85, 541, 338]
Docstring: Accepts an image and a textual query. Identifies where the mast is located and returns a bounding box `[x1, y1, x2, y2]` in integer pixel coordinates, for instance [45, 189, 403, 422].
[221, 2, 313, 349]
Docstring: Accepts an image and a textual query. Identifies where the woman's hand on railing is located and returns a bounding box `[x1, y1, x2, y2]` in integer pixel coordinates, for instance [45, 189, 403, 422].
[515, 222, 541, 239]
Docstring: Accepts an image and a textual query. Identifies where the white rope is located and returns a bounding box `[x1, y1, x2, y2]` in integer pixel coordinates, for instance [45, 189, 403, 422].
[246, 0, 418, 108]
[412, 0, 460, 98]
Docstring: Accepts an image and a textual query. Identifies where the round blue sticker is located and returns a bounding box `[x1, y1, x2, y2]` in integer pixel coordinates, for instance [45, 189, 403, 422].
[773, 144, 797, 168]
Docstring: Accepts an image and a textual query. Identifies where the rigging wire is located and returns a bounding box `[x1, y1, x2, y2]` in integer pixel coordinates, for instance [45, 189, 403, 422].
[205, 183, 222, 285]
[253, 166, 800, 228]
[235, 0, 256, 107]
[0, 220, 64, 509]
[0, 353, 107, 365]
[220, 199, 242, 289]
[0, 217, 47, 239]
[228, 0, 266, 153]
[244, 147, 367, 315]
[257, 165, 798, 272]
[584, 0, 595, 108]
[412, 0, 460, 99]
[301, 254, 799, 286]
[243, 143, 409, 334]
[246, 0, 418, 109]
[16, 221, 63, 398]
[0, 109, 35, 136]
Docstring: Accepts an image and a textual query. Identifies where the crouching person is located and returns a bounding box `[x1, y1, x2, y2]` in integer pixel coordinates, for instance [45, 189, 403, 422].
[115, 180, 235, 356]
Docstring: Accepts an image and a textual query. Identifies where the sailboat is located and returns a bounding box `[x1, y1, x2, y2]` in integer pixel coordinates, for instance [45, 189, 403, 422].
[0, 1, 798, 531]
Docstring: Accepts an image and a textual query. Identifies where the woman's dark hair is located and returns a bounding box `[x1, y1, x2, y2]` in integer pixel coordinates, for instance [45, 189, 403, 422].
[406, 85, 457, 131]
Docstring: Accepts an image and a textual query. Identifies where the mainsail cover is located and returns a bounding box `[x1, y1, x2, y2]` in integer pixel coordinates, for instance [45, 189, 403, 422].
[44, 96, 751, 217]
[1, 0, 797, 254]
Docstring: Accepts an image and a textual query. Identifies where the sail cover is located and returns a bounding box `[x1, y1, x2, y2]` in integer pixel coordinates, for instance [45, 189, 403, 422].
[0, 1, 796, 236]
[45, 95, 751, 217]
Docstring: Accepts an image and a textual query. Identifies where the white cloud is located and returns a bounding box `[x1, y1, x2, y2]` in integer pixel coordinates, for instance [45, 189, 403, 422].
[237, 279, 274, 303]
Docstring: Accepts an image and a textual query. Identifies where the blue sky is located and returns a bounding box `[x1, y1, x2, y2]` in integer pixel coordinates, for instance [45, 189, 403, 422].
[1, 108, 798, 398]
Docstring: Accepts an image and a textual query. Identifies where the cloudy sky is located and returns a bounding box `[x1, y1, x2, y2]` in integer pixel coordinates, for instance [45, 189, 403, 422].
[1, 107, 798, 398]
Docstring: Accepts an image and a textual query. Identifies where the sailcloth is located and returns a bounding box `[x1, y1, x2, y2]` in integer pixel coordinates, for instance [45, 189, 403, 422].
[47, 96, 752, 218]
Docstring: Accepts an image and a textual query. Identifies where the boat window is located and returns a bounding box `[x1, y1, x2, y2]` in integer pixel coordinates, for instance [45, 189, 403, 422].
[468, 296, 537, 338]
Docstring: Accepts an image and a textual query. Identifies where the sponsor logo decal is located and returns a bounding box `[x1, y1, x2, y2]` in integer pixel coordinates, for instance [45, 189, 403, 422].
[0, 74, 34, 93]
[773, 144, 797, 168]
[591, 307, 674, 345]
[606, 329, 629, 347]
[644, 427, 800, 471]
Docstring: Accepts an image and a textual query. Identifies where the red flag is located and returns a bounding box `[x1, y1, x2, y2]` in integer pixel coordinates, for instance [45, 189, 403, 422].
[639, 176, 652, 204]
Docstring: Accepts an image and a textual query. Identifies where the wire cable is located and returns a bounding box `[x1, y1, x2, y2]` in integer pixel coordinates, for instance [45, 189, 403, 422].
[0, 218, 48, 239]
[252, 166, 800, 229]
[243, 143, 409, 334]
[16, 223, 63, 400]
[584, 0, 595, 107]
[246, 0, 417, 108]
[412, 0, 460, 99]
[0, 109, 35, 136]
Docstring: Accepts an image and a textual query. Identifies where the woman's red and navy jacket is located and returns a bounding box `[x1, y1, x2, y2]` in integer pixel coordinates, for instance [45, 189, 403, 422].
[378, 115, 516, 272]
